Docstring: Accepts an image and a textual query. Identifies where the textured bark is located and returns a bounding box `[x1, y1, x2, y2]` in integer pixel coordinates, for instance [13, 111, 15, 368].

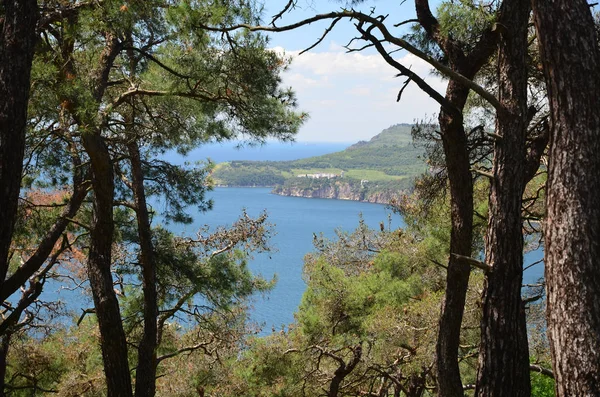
[413, 2, 496, 395]
[128, 141, 158, 397]
[82, 132, 133, 397]
[0, 0, 38, 286]
[0, 334, 9, 396]
[75, 32, 132, 397]
[435, 81, 474, 397]
[475, 1, 531, 396]
[531, 0, 600, 395]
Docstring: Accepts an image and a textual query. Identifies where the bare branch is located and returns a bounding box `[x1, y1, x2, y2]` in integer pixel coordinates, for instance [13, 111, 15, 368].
[486, 131, 504, 140]
[355, 23, 462, 118]
[77, 308, 97, 326]
[529, 364, 554, 379]
[195, 10, 504, 111]
[300, 17, 342, 55]
[472, 168, 494, 180]
[523, 294, 544, 304]
[1, 181, 90, 301]
[428, 257, 448, 270]
[396, 76, 412, 102]
[451, 253, 491, 272]
[271, 0, 296, 25]
[156, 337, 215, 364]
[128, 47, 192, 80]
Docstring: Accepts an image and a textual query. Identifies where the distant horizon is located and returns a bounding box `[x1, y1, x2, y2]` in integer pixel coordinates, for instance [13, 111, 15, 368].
[228, 122, 415, 145]
[164, 140, 353, 164]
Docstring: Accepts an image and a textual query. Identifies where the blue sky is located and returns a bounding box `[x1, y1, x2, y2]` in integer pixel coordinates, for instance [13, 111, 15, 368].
[259, 0, 446, 142]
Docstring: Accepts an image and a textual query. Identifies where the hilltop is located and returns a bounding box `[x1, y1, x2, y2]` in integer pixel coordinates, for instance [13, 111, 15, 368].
[212, 124, 426, 203]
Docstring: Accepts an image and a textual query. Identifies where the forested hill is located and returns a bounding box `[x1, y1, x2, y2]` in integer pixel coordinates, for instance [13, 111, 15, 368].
[212, 124, 426, 203]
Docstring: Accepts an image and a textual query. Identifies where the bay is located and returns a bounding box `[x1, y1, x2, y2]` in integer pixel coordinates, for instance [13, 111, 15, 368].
[41, 186, 544, 333]
[167, 187, 403, 331]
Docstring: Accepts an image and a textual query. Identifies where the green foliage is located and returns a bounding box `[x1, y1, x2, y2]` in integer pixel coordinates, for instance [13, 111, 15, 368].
[11, 0, 306, 394]
[212, 124, 426, 191]
[6, 320, 106, 396]
[214, 163, 287, 186]
[437, 1, 497, 52]
[213, 193, 486, 396]
[531, 371, 556, 397]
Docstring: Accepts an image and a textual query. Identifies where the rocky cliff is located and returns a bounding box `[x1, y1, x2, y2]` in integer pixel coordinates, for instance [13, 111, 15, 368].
[271, 180, 401, 204]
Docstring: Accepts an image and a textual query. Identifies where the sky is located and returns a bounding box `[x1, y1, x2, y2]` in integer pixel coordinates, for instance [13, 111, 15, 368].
[258, 0, 447, 142]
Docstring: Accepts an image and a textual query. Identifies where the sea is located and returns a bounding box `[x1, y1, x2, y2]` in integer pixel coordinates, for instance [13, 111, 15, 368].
[169, 187, 403, 331]
[41, 141, 544, 332]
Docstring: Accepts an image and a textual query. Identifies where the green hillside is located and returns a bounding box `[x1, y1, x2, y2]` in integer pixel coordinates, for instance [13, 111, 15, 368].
[212, 124, 426, 193]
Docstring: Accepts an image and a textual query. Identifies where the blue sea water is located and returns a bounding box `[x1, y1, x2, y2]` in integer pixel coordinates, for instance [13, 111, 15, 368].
[38, 136, 545, 331]
[41, 187, 544, 332]
[167, 188, 402, 331]
[162, 141, 351, 164]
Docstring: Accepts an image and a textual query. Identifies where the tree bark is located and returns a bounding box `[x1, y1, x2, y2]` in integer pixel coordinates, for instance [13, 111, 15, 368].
[475, 1, 531, 396]
[531, 0, 600, 395]
[412, 3, 497, 395]
[435, 81, 474, 397]
[0, 334, 10, 396]
[0, 0, 38, 286]
[65, 30, 134, 397]
[328, 345, 362, 397]
[82, 132, 133, 397]
[128, 141, 158, 397]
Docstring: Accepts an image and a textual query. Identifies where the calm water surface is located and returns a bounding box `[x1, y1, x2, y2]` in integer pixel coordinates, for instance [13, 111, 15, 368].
[44, 187, 544, 332]
[169, 187, 403, 330]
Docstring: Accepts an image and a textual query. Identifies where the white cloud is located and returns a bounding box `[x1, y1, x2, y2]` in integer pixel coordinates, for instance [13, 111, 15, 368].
[274, 43, 447, 142]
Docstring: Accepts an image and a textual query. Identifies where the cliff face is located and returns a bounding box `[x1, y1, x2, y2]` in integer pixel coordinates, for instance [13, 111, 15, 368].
[271, 181, 399, 204]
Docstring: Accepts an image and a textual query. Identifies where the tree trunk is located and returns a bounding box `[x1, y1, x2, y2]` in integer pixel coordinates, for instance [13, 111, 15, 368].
[81, 133, 133, 397]
[475, 1, 531, 396]
[0, 334, 10, 396]
[128, 141, 158, 397]
[411, 4, 498, 395]
[0, 180, 88, 302]
[328, 345, 361, 397]
[435, 81, 474, 397]
[0, 0, 38, 285]
[531, 1, 600, 395]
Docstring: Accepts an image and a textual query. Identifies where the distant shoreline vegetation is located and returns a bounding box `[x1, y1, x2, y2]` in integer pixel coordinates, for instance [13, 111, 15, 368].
[211, 124, 426, 203]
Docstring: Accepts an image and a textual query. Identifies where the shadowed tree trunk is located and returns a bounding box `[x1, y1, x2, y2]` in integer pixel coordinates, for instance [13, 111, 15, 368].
[82, 132, 133, 397]
[475, 1, 531, 396]
[73, 32, 133, 397]
[128, 140, 158, 397]
[328, 345, 362, 397]
[434, 80, 475, 397]
[0, 0, 38, 288]
[531, 0, 600, 395]
[412, 2, 497, 395]
[0, 5, 37, 394]
[0, 334, 10, 397]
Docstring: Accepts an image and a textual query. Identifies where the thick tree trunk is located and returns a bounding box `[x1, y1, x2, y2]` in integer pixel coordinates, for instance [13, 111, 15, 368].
[531, 1, 600, 395]
[0, 334, 10, 396]
[128, 142, 158, 397]
[0, 0, 38, 285]
[82, 133, 133, 397]
[475, 1, 531, 396]
[435, 81, 474, 397]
